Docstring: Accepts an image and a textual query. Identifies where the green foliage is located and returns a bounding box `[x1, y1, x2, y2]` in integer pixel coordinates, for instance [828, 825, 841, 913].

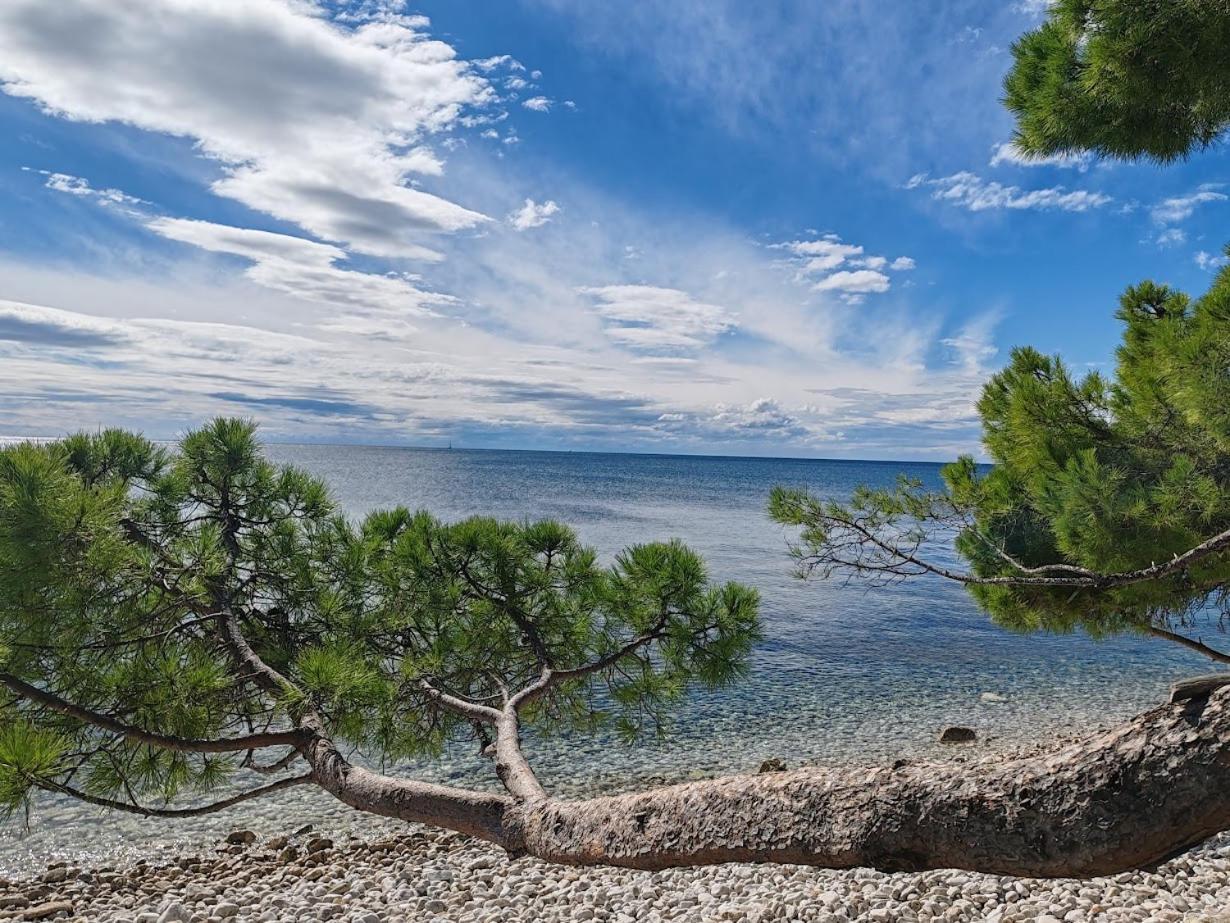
[1005, 0, 1230, 162]
[0, 418, 759, 812]
[0, 721, 68, 818]
[772, 258, 1230, 640]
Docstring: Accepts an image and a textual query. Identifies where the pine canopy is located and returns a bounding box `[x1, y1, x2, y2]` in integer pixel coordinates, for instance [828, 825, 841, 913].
[1004, 0, 1230, 162]
[0, 421, 759, 818]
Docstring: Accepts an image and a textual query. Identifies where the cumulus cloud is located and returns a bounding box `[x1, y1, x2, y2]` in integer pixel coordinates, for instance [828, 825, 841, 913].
[907, 171, 1112, 212]
[1151, 184, 1228, 225]
[0, 0, 498, 259]
[774, 234, 913, 301]
[657, 398, 811, 440]
[780, 237, 865, 273]
[581, 285, 736, 352]
[508, 198, 560, 230]
[812, 269, 890, 297]
[521, 96, 552, 112]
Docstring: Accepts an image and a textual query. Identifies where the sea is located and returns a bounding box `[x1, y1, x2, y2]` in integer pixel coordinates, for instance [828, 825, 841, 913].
[0, 445, 1218, 874]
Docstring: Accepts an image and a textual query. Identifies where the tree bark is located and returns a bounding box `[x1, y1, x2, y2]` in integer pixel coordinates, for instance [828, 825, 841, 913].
[506, 685, 1230, 876]
[310, 683, 1230, 878]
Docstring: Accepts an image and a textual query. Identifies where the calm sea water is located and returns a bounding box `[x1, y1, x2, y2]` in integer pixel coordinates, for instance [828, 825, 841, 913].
[1, 445, 1219, 873]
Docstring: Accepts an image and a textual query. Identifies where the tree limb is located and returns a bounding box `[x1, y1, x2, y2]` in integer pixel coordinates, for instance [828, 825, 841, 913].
[796, 504, 1230, 590]
[0, 672, 306, 753]
[38, 773, 314, 818]
[419, 679, 501, 723]
[1147, 624, 1230, 665]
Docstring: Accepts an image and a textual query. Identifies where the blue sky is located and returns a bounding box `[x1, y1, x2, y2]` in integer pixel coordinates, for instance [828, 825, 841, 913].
[0, 0, 1226, 459]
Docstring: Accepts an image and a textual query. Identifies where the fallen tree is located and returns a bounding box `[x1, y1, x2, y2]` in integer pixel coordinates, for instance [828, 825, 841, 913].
[2, 420, 1230, 878]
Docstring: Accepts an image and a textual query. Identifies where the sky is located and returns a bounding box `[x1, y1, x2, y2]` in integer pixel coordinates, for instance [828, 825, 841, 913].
[0, 0, 1226, 460]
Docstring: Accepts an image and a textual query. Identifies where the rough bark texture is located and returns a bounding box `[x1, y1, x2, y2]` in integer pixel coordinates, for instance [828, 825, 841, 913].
[500, 685, 1230, 876]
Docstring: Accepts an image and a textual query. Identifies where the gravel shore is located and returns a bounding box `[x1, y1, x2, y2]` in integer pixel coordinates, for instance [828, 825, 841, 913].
[2, 823, 1229, 923]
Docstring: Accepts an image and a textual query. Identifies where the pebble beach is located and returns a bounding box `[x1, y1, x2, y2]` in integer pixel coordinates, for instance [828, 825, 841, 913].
[3, 821, 1229, 923]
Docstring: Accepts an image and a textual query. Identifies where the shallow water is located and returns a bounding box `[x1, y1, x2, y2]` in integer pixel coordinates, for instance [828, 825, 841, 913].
[0, 446, 1217, 875]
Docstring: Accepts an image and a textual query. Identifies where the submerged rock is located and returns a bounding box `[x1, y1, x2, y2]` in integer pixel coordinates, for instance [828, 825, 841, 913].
[940, 726, 977, 743]
[758, 758, 787, 773]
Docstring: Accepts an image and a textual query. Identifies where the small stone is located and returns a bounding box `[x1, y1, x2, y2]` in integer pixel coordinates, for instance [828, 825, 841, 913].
[306, 837, 334, 854]
[22, 901, 75, 920]
[292, 823, 314, 836]
[758, 758, 787, 773]
[214, 901, 240, 918]
[157, 900, 191, 923]
[266, 835, 290, 850]
[980, 692, 1008, 703]
[939, 726, 978, 743]
[225, 830, 257, 846]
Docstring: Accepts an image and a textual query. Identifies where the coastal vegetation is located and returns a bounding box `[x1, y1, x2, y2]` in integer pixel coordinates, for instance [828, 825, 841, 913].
[770, 259, 1230, 664]
[0, 415, 1228, 878]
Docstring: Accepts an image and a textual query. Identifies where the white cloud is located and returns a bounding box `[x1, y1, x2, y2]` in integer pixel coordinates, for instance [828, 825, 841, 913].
[779, 236, 863, 272]
[989, 141, 1092, 171]
[1196, 250, 1230, 271]
[812, 269, 891, 297]
[1151, 184, 1228, 225]
[657, 398, 811, 440]
[0, 1, 1005, 459]
[508, 198, 560, 231]
[581, 285, 736, 352]
[774, 234, 912, 300]
[1154, 228, 1186, 248]
[25, 168, 146, 208]
[148, 217, 446, 323]
[908, 171, 1112, 212]
[521, 96, 552, 112]
[0, 0, 497, 259]
[1014, 0, 1055, 14]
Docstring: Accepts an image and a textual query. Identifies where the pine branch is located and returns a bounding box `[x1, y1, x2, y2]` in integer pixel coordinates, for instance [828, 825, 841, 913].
[0, 672, 306, 753]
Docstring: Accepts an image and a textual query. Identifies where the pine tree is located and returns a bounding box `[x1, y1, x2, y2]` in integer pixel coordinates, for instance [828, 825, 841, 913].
[771, 256, 1230, 662]
[0, 420, 759, 828]
[1004, 0, 1230, 162]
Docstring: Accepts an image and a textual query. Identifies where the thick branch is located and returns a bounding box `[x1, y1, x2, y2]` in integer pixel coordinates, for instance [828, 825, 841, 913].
[0, 672, 306, 754]
[492, 709, 547, 802]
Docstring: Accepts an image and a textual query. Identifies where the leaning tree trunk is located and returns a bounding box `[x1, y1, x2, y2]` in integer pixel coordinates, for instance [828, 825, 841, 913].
[309, 683, 1230, 878]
